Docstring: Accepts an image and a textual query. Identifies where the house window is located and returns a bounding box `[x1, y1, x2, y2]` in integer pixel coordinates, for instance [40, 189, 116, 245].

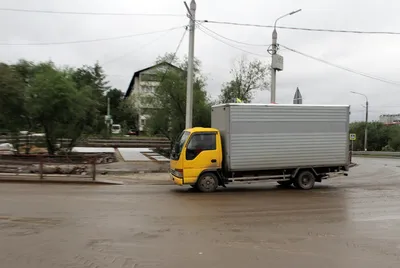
[141, 86, 156, 93]
[141, 119, 145, 126]
[141, 73, 159, 82]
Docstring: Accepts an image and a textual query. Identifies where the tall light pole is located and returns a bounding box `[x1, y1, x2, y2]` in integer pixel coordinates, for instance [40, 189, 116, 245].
[106, 97, 111, 134]
[269, 9, 301, 103]
[184, 0, 196, 129]
[351, 91, 369, 151]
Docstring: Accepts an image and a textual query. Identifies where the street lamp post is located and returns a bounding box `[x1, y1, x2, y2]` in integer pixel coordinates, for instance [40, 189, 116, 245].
[270, 9, 301, 104]
[351, 91, 369, 151]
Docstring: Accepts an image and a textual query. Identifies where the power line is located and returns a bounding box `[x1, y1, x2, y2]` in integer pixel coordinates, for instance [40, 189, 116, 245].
[199, 24, 268, 47]
[172, 27, 188, 60]
[158, 27, 188, 83]
[197, 23, 269, 57]
[102, 26, 183, 65]
[200, 19, 400, 35]
[0, 7, 184, 17]
[281, 44, 400, 87]
[198, 25, 267, 57]
[0, 25, 185, 46]
[149, 26, 188, 116]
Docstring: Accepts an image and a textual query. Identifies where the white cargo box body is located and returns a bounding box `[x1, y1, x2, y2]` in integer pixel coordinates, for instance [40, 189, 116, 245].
[211, 103, 350, 172]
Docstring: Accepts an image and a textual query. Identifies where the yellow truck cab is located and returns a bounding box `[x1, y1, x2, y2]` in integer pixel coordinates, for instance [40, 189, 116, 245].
[170, 127, 223, 192]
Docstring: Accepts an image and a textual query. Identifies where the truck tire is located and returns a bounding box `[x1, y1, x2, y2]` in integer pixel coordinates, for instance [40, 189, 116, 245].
[196, 172, 219, 193]
[277, 180, 293, 187]
[294, 171, 316, 190]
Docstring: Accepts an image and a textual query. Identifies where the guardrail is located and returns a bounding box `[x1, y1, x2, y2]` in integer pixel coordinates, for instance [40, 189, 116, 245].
[352, 151, 400, 157]
[0, 154, 106, 181]
[0, 136, 171, 149]
[0, 135, 169, 141]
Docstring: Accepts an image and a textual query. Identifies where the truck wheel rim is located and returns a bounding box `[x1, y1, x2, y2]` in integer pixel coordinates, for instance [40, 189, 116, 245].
[201, 176, 215, 190]
[301, 175, 311, 186]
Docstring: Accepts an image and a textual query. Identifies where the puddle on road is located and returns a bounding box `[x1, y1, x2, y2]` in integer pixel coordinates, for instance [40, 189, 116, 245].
[11, 217, 62, 225]
[0, 216, 63, 237]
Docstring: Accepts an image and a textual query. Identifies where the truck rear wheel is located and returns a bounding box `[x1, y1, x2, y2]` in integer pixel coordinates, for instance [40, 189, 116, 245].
[294, 171, 316, 190]
[196, 172, 219, 193]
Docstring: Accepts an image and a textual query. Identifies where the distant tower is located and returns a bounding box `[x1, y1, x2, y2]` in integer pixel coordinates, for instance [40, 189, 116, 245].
[293, 87, 302, 104]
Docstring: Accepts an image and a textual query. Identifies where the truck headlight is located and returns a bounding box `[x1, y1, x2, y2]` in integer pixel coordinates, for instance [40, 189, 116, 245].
[170, 169, 183, 178]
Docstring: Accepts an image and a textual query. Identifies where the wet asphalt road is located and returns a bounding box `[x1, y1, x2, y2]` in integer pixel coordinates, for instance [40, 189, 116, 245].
[0, 157, 399, 268]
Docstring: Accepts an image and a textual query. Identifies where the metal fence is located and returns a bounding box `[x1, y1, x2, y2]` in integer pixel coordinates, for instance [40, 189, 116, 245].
[0, 154, 102, 181]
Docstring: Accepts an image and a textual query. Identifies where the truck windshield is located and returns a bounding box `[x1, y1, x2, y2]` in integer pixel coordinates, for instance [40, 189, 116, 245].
[171, 131, 190, 160]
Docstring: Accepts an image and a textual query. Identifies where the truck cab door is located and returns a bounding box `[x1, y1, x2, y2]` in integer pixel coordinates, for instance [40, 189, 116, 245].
[183, 132, 221, 185]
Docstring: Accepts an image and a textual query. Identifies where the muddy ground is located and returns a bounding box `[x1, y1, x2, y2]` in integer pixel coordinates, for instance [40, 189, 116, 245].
[0, 157, 399, 268]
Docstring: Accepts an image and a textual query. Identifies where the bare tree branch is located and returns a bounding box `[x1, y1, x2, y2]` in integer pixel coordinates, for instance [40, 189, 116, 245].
[219, 55, 270, 103]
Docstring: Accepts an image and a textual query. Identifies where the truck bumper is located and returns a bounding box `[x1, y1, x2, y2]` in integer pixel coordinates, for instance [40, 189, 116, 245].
[170, 173, 184, 186]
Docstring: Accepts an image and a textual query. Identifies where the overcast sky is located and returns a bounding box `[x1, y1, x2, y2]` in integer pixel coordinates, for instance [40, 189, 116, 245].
[1, 0, 400, 121]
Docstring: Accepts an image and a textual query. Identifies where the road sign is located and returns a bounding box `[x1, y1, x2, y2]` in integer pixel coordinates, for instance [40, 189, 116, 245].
[350, 133, 356, 141]
[293, 87, 302, 104]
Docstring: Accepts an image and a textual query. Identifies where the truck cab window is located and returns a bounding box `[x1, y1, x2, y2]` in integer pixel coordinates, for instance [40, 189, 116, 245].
[171, 131, 190, 160]
[186, 133, 216, 160]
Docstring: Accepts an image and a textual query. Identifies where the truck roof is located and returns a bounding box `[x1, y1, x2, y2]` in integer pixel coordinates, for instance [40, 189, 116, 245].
[186, 127, 219, 133]
[212, 103, 350, 108]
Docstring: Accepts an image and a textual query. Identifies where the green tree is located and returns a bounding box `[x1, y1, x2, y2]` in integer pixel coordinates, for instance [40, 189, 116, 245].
[219, 55, 270, 103]
[71, 62, 111, 132]
[2, 58, 131, 151]
[387, 125, 400, 151]
[72, 62, 110, 95]
[105, 88, 138, 131]
[0, 63, 28, 133]
[24, 62, 99, 154]
[349, 121, 397, 151]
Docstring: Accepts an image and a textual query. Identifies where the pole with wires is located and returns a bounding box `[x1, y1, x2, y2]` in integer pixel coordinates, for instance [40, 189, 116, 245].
[184, 0, 196, 129]
[269, 9, 301, 104]
[365, 99, 369, 151]
[351, 91, 369, 151]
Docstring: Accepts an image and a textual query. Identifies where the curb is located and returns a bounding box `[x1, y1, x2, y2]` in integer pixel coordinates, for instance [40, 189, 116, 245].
[126, 180, 173, 185]
[353, 155, 400, 159]
[0, 176, 123, 185]
[97, 170, 169, 175]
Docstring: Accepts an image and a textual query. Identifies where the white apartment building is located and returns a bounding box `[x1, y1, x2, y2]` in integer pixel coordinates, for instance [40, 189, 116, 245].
[379, 114, 400, 125]
[124, 62, 182, 132]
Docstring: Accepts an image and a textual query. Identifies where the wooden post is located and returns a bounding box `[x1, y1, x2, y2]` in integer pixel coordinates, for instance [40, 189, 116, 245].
[39, 156, 44, 180]
[92, 157, 96, 181]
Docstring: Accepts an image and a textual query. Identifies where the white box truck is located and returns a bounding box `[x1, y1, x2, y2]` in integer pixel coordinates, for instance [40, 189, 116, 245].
[170, 103, 351, 192]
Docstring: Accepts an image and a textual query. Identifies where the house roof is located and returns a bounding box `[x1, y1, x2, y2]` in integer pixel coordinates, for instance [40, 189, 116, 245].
[124, 62, 182, 99]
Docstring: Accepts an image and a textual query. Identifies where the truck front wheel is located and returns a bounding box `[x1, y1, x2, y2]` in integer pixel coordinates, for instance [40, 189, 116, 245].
[196, 172, 219, 193]
[294, 171, 316, 190]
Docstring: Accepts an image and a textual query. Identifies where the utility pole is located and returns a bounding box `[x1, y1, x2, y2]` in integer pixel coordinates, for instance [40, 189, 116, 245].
[350, 91, 368, 151]
[269, 9, 301, 103]
[365, 99, 369, 151]
[270, 28, 278, 103]
[107, 97, 111, 134]
[184, 0, 196, 129]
